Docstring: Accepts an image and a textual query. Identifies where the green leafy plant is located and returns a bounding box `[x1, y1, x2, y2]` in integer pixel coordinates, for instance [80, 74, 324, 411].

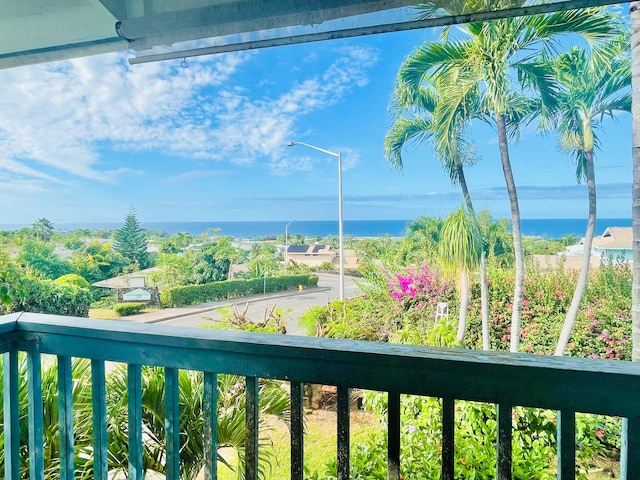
[113, 302, 146, 316]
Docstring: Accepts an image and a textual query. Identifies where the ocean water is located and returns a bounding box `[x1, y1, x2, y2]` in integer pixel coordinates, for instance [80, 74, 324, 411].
[1, 218, 631, 239]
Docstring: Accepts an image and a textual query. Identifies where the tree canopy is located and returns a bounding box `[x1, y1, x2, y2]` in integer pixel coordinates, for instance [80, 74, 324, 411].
[112, 207, 150, 269]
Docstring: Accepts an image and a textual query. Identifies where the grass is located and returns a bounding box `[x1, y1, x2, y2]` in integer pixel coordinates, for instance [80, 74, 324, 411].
[217, 409, 381, 480]
[88, 308, 120, 319]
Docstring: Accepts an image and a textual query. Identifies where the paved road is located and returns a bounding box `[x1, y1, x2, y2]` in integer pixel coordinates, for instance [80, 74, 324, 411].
[129, 274, 362, 335]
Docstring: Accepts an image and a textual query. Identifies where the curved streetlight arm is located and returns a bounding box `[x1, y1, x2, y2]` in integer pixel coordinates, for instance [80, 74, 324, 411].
[287, 141, 339, 159]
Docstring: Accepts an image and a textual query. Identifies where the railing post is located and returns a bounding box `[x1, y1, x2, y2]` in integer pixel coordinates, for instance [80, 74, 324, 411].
[58, 356, 75, 480]
[245, 376, 259, 480]
[3, 351, 20, 480]
[91, 360, 108, 479]
[128, 364, 143, 480]
[388, 391, 401, 480]
[557, 410, 576, 479]
[496, 403, 512, 480]
[441, 397, 455, 480]
[337, 386, 350, 480]
[27, 350, 44, 480]
[165, 367, 180, 480]
[291, 382, 305, 480]
[621, 416, 640, 479]
[204, 372, 218, 480]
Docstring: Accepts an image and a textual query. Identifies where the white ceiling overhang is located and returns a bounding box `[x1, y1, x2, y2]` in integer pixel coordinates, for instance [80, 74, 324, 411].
[0, 0, 626, 70]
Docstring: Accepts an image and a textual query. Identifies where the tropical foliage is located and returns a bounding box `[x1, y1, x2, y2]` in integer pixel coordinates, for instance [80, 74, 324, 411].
[0, 357, 290, 480]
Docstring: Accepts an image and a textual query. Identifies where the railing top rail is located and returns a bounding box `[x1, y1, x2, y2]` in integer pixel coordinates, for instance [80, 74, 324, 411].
[3, 312, 640, 417]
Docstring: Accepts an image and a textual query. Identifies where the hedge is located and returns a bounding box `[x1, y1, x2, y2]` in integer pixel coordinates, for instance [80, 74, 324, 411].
[114, 302, 146, 316]
[13, 278, 93, 317]
[161, 275, 319, 307]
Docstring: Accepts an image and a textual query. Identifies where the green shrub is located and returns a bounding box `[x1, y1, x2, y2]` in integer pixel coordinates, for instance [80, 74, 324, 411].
[12, 277, 92, 317]
[113, 302, 146, 316]
[161, 275, 319, 307]
[54, 273, 90, 289]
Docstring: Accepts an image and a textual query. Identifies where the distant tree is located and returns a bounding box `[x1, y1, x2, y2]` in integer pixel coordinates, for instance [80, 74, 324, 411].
[16, 240, 73, 279]
[112, 207, 150, 268]
[31, 217, 55, 242]
[69, 241, 127, 283]
[244, 243, 278, 279]
[191, 243, 231, 284]
[160, 232, 194, 254]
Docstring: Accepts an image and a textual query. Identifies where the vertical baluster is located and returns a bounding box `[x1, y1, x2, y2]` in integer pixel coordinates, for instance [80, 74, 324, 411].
[441, 397, 455, 480]
[337, 386, 350, 480]
[58, 356, 74, 480]
[3, 351, 20, 480]
[128, 364, 143, 480]
[388, 391, 401, 480]
[621, 416, 640, 479]
[291, 382, 304, 480]
[496, 403, 512, 480]
[91, 360, 108, 479]
[165, 368, 180, 480]
[557, 410, 576, 479]
[204, 372, 218, 480]
[245, 376, 259, 480]
[27, 350, 44, 480]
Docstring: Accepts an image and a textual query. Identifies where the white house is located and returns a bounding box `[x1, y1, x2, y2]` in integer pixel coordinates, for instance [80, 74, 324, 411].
[564, 227, 632, 264]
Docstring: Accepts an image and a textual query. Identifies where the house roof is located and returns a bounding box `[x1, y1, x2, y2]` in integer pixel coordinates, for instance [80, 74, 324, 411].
[1, 0, 621, 70]
[92, 267, 158, 288]
[287, 244, 334, 255]
[592, 227, 632, 250]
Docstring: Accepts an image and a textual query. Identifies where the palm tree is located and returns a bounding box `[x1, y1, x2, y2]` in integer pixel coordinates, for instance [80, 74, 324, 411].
[631, 2, 640, 364]
[439, 207, 483, 343]
[397, 8, 617, 352]
[384, 77, 492, 349]
[31, 217, 55, 243]
[547, 37, 631, 356]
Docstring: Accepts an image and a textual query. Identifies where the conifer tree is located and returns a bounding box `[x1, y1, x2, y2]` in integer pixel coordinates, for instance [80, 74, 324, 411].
[113, 207, 149, 268]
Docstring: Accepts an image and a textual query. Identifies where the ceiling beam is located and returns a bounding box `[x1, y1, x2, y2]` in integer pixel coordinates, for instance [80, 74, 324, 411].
[130, 0, 624, 65]
[117, 0, 417, 50]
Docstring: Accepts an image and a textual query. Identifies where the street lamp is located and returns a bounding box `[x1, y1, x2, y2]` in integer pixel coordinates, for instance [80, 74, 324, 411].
[284, 220, 294, 275]
[287, 141, 344, 301]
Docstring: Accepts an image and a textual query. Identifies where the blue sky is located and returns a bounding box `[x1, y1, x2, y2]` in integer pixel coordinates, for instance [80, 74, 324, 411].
[0, 21, 632, 226]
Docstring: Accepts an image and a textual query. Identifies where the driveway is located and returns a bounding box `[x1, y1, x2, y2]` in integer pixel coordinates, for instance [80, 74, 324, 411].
[127, 273, 362, 335]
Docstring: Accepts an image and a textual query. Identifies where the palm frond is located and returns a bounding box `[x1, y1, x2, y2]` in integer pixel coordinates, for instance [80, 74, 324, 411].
[384, 117, 433, 171]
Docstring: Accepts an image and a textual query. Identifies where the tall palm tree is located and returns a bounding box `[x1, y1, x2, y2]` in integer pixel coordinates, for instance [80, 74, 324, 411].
[397, 8, 617, 352]
[439, 207, 483, 343]
[384, 78, 492, 349]
[31, 217, 54, 243]
[547, 37, 631, 356]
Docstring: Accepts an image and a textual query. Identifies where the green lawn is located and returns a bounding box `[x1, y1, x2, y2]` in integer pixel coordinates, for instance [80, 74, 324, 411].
[217, 409, 381, 480]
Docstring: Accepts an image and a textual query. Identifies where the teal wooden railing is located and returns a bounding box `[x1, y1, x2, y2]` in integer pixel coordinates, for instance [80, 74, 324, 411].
[1, 311, 640, 479]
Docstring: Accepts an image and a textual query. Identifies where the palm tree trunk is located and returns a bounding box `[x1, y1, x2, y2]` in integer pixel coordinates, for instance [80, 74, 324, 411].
[496, 114, 524, 353]
[632, 0, 640, 363]
[457, 271, 469, 343]
[555, 150, 596, 356]
[457, 164, 491, 350]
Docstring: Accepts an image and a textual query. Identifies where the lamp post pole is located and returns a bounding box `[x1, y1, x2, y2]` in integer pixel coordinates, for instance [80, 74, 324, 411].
[287, 141, 344, 301]
[285, 220, 293, 275]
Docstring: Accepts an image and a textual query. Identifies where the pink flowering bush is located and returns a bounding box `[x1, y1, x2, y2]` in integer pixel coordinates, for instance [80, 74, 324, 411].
[388, 263, 447, 307]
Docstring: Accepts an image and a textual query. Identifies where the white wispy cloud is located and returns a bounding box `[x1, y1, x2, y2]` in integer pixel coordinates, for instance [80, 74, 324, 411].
[0, 44, 378, 191]
[166, 169, 234, 183]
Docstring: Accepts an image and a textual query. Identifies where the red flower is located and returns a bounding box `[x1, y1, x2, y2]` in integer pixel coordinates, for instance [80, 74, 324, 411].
[596, 429, 604, 439]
